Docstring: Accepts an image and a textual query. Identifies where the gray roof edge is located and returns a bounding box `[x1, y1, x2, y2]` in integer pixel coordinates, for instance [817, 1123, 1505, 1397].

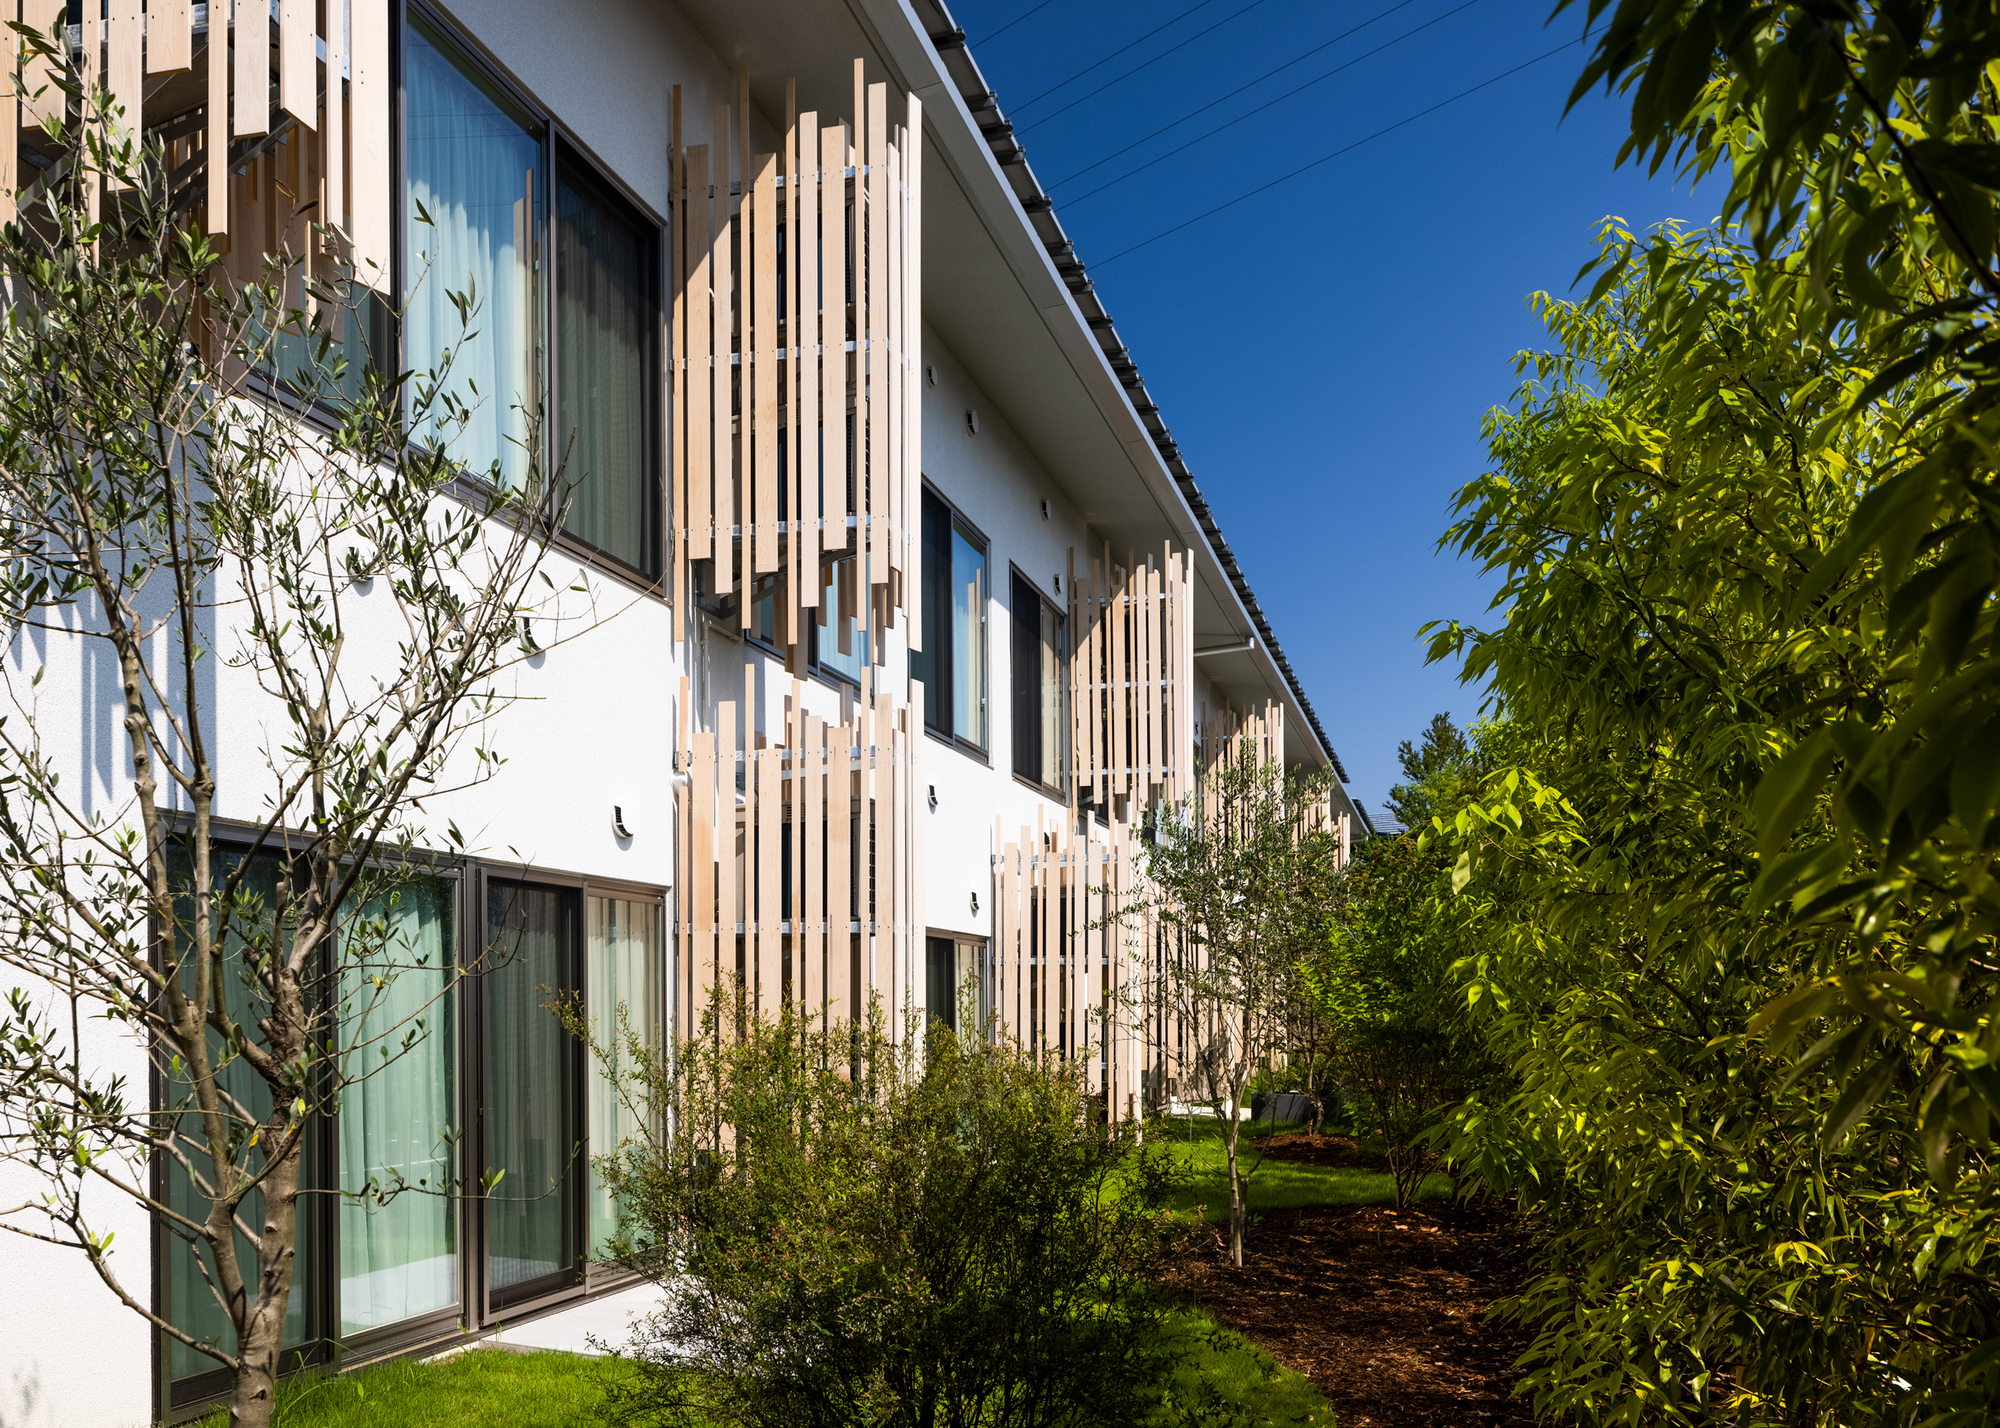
[892, 0, 1350, 784]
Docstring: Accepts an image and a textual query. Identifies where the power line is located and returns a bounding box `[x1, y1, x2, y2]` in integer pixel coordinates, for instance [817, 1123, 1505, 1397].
[1093, 29, 1603, 269]
[1020, 0, 1279, 133]
[1047, 0, 1428, 188]
[1065, 0, 1487, 207]
[1013, 0, 1227, 113]
[981, 0, 1060, 45]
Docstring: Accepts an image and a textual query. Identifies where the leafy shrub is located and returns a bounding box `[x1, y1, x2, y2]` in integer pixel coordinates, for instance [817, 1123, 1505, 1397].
[577, 1000, 1189, 1428]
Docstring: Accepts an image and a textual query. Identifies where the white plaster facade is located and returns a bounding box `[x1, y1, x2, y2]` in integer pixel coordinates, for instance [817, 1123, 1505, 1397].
[0, 0, 1368, 1421]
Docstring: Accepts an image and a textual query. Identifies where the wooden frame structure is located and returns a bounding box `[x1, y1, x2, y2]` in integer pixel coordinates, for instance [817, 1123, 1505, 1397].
[2, 0, 391, 289]
[1067, 541, 1194, 825]
[668, 64, 922, 671]
[674, 668, 925, 1047]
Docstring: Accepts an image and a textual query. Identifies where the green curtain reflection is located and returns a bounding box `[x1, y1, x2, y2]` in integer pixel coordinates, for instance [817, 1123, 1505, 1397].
[485, 883, 578, 1297]
[586, 895, 661, 1255]
[404, 12, 543, 491]
[336, 878, 457, 1335]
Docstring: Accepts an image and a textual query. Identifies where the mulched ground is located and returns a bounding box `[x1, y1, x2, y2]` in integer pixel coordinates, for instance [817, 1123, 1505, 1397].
[1168, 1133, 1540, 1428]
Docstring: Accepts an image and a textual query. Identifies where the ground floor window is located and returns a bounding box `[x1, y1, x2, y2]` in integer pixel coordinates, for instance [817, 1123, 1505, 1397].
[162, 858, 663, 1413]
[926, 935, 991, 1035]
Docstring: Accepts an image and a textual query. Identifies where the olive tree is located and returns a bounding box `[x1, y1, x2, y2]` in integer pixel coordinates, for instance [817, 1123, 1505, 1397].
[1121, 747, 1339, 1267]
[0, 63, 573, 1428]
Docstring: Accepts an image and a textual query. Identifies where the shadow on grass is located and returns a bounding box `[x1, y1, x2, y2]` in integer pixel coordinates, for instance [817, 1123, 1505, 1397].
[1154, 1117, 1451, 1221]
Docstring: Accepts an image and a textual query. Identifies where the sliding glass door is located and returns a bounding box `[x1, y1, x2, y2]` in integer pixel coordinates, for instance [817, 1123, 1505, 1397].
[337, 878, 458, 1336]
[483, 881, 582, 1309]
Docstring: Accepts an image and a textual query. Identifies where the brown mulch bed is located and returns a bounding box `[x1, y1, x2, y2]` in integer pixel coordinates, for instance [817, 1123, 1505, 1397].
[1170, 1134, 1539, 1428]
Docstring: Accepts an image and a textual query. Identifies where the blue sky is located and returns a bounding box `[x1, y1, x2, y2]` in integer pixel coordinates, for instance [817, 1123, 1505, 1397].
[949, 0, 1710, 821]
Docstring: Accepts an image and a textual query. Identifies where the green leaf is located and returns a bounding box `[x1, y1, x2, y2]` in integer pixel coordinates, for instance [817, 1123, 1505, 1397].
[1751, 733, 1838, 864]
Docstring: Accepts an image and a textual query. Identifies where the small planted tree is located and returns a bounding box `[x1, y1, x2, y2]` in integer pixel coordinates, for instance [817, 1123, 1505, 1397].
[0, 61, 568, 1428]
[1121, 746, 1339, 1267]
[574, 998, 1188, 1428]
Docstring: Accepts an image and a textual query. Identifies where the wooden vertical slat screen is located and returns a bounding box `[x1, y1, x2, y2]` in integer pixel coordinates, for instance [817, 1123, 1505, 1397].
[987, 811, 1141, 1116]
[351, 0, 390, 280]
[107, 0, 142, 151]
[0, 2, 14, 228]
[668, 67, 918, 664]
[1067, 541, 1193, 824]
[674, 691, 920, 1045]
[19, 0, 61, 132]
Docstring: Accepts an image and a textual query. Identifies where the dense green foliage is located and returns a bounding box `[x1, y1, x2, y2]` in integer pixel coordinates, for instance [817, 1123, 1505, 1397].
[578, 1004, 1190, 1428]
[1405, 7, 2000, 1422]
[1306, 718, 1492, 1208]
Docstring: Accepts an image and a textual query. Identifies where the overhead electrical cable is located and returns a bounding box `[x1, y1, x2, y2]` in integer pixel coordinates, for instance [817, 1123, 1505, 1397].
[1065, 0, 1488, 207]
[1047, 0, 1428, 187]
[1093, 28, 1604, 268]
[1019, 0, 1279, 132]
[981, 0, 1060, 45]
[1012, 0, 1227, 113]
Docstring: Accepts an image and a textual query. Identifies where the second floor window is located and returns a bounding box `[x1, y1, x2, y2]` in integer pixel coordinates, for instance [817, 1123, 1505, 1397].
[405, 11, 544, 494]
[1011, 572, 1066, 791]
[403, 10, 661, 579]
[915, 489, 987, 750]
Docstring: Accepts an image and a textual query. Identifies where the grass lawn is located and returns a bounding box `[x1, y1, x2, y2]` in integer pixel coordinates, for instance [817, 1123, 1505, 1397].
[1153, 1117, 1451, 1222]
[194, 1349, 635, 1428]
[194, 1320, 1335, 1427]
[1147, 1310, 1335, 1426]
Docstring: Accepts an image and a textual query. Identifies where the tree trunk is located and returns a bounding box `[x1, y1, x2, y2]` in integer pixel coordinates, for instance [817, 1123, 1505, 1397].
[226, 1100, 304, 1427]
[1223, 1111, 1246, 1268]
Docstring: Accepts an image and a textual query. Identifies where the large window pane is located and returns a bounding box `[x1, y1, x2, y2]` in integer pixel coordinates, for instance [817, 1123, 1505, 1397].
[405, 14, 543, 491]
[952, 526, 986, 746]
[337, 878, 457, 1336]
[556, 167, 656, 572]
[1041, 603, 1066, 789]
[485, 883, 579, 1300]
[586, 895, 661, 1256]
[166, 855, 317, 1382]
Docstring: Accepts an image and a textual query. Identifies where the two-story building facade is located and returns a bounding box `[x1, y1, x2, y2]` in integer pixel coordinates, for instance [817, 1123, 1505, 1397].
[0, 0, 1367, 1421]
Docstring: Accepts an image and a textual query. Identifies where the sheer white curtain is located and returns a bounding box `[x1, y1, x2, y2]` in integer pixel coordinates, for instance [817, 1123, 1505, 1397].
[337, 878, 457, 1334]
[587, 895, 661, 1255]
[404, 14, 542, 490]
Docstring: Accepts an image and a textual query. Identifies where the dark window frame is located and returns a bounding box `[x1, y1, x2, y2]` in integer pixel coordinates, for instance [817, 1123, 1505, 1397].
[914, 482, 991, 759]
[1009, 565, 1067, 800]
[153, 817, 467, 1416]
[398, 0, 670, 595]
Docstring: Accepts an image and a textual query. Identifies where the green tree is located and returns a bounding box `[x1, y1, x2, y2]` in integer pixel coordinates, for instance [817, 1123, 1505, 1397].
[1123, 749, 1339, 1268]
[0, 59, 562, 1428]
[1431, 211, 2000, 1423]
[1550, 0, 2000, 1178]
